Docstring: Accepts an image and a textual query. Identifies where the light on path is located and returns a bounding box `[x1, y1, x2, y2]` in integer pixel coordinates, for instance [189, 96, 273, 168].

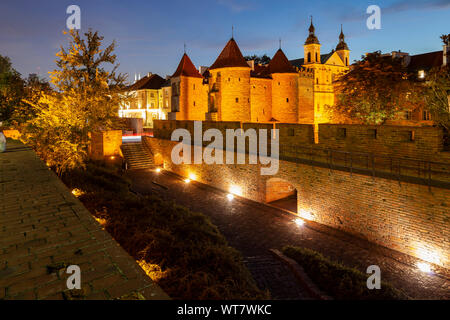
[294, 218, 305, 226]
[184, 179, 191, 184]
[417, 262, 432, 273]
[227, 194, 234, 201]
[229, 185, 242, 196]
[155, 168, 161, 173]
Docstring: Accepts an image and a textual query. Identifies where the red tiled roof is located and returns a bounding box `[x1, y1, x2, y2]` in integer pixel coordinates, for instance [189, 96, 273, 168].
[210, 38, 250, 70]
[408, 51, 443, 71]
[172, 53, 203, 78]
[128, 74, 166, 91]
[268, 49, 297, 74]
[251, 64, 272, 79]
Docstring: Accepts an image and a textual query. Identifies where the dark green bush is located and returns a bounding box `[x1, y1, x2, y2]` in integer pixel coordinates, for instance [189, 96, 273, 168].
[62, 164, 268, 300]
[282, 246, 409, 300]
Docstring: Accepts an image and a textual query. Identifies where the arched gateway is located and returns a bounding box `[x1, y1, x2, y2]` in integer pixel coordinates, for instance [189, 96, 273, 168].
[265, 178, 298, 213]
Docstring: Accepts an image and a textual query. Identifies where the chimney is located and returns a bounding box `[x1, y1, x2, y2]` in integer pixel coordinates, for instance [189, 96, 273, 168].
[199, 66, 209, 75]
[247, 60, 255, 71]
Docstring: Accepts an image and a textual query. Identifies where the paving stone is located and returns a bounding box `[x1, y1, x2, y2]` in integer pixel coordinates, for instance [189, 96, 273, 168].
[0, 140, 169, 300]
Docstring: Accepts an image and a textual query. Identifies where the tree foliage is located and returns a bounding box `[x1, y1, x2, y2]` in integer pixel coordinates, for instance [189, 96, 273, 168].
[11, 74, 52, 126]
[244, 54, 271, 65]
[331, 51, 424, 124]
[424, 66, 450, 131]
[0, 55, 25, 123]
[21, 29, 129, 175]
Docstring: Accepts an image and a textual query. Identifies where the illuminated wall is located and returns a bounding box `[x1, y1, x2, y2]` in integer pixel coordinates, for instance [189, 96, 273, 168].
[144, 133, 450, 268]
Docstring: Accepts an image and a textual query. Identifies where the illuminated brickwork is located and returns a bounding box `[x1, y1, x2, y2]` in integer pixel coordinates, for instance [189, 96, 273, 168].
[168, 22, 350, 125]
[147, 120, 450, 268]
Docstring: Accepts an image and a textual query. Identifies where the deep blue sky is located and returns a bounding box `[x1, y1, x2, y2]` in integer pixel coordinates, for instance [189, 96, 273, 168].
[1, 0, 449, 84]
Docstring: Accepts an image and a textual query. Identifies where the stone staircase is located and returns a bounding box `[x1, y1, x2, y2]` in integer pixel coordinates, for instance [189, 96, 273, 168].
[121, 142, 154, 170]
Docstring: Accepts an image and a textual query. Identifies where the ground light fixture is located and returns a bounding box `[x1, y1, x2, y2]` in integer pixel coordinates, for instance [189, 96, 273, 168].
[227, 193, 234, 201]
[155, 168, 161, 173]
[229, 185, 242, 196]
[184, 178, 191, 184]
[294, 218, 305, 226]
[417, 262, 432, 273]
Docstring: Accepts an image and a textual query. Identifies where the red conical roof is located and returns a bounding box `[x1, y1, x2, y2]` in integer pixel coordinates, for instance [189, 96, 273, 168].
[268, 49, 297, 74]
[210, 38, 250, 70]
[172, 53, 203, 78]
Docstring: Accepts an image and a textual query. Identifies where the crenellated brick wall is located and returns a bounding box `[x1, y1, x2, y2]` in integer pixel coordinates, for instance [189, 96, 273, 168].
[153, 120, 447, 162]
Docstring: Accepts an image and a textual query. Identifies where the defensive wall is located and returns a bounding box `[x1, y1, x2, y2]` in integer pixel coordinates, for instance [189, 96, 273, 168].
[143, 120, 450, 268]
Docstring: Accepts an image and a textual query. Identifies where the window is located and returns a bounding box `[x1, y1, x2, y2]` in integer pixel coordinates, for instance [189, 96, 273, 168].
[408, 131, 415, 142]
[150, 93, 155, 98]
[337, 128, 347, 139]
[193, 84, 196, 90]
[315, 53, 318, 62]
[307, 52, 311, 63]
[235, 98, 239, 103]
[286, 98, 289, 103]
[346, 57, 348, 66]
[369, 129, 377, 139]
[193, 101, 196, 106]
[288, 128, 295, 136]
[405, 111, 412, 120]
[316, 78, 319, 84]
[418, 70, 425, 79]
[423, 110, 431, 120]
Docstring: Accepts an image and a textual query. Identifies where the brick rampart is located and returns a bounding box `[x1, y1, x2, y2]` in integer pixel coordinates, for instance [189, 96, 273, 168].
[144, 135, 450, 268]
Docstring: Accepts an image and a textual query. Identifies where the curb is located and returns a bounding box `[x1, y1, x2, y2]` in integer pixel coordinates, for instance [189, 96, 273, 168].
[269, 249, 333, 300]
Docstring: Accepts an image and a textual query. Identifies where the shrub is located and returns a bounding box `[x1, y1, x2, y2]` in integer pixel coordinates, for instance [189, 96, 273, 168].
[282, 246, 409, 300]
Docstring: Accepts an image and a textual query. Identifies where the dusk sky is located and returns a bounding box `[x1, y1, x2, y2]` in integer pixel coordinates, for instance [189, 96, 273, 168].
[1, 0, 449, 84]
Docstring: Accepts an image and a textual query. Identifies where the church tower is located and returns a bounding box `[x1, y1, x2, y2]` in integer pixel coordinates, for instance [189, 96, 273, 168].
[335, 25, 350, 66]
[304, 17, 321, 64]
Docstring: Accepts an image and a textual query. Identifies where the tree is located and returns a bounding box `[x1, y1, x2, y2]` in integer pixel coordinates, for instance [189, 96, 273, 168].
[22, 29, 129, 175]
[11, 74, 52, 126]
[244, 54, 271, 65]
[0, 55, 25, 123]
[331, 51, 424, 124]
[423, 34, 450, 147]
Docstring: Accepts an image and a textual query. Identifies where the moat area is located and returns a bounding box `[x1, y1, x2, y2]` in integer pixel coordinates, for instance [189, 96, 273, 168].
[128, 169, 450, 300]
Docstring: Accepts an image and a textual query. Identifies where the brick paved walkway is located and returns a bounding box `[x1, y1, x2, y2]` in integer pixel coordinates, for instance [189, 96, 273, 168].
[128, 169, 450, 300]
[0, 140, 168, 300]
